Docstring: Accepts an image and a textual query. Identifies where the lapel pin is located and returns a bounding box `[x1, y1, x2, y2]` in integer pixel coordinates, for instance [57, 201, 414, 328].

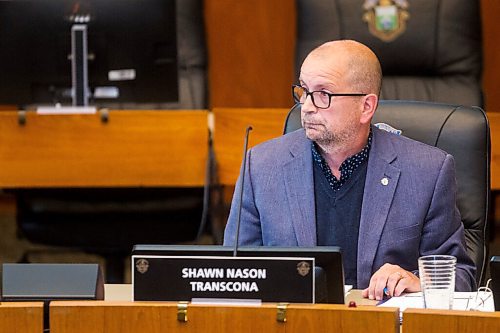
[381, 177, 389, 186]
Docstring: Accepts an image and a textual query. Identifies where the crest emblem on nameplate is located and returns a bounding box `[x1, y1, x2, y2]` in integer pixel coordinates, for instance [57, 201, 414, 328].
[296, 261, 311, 277]
[136, 259, 150, 274]
[362, 0, 409, 42]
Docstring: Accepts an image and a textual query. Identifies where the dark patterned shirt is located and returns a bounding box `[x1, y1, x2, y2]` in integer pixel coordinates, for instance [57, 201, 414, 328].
[311, 129, 373, 191]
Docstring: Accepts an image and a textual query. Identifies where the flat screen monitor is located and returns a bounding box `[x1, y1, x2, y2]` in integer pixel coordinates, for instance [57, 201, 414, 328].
[0, 0, 178, 109]
[132, 245, 345, 304]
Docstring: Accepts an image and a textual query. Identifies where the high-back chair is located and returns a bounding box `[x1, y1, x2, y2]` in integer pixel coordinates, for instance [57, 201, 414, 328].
[284, 100, 490, 285]
[295, 0, 482, 106]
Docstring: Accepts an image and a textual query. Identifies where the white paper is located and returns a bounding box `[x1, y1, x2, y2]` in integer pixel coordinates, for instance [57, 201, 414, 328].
[378, 291, 494, 312]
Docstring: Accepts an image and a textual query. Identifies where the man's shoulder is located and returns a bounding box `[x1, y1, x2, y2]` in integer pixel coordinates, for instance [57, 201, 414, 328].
[375, 126, 449, 159]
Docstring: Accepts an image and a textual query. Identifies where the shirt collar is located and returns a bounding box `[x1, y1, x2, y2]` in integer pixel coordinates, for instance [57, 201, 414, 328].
[311, 128, 373, 191]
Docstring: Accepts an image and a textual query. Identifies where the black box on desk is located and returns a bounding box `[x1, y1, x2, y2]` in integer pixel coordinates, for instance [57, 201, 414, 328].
[1, 263, 104, 301]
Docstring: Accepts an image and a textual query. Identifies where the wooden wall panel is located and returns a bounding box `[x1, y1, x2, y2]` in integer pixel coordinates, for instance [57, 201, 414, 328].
[205, 1, 500, 113]
[205, 0, 296, 108]
[481, 0, 500, 113]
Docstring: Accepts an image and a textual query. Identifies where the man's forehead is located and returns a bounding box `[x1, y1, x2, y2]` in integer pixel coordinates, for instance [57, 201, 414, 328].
[299, 75, 338, 89]
[300, 60, 346, 86]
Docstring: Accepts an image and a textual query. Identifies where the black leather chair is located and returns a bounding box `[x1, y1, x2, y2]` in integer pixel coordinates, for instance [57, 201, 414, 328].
[284, 100, 490, 285]
[295, 0, 482, 106]
[13, 0, 209, 283]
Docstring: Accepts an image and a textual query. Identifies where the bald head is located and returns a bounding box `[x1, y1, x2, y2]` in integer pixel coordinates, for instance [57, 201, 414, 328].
[302, 40, 382, 96]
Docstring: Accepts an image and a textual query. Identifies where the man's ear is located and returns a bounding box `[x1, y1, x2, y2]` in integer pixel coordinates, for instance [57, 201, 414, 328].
[360, 94, 378, 124]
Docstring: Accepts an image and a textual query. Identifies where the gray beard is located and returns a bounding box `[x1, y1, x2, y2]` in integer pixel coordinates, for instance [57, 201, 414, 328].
[312, 127, 357, 154]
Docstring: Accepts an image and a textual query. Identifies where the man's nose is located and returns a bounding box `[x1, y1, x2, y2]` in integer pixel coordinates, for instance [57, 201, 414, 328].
[301, 94, 316, 112]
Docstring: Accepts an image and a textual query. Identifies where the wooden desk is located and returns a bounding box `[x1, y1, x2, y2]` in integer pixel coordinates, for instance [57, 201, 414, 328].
[1, 108, 495, 190]
[0, 302, 43, 333]
[49, 301, 398, 333]
[0, 110, 209, 187]
[403, 308, 500, 333]
[4, 288, 500, 333]
[212, 107, 289, 185]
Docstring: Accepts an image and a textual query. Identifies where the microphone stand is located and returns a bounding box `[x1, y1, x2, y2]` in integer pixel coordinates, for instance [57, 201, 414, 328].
[233, 126, 253, 257]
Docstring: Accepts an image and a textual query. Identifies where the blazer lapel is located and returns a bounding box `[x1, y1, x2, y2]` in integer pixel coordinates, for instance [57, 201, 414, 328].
[282, 132, 316, 246]
[357, 129, 400, 287]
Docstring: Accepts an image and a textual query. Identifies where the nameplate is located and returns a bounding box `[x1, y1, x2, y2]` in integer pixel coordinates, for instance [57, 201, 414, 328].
[132, 255, 315, 303]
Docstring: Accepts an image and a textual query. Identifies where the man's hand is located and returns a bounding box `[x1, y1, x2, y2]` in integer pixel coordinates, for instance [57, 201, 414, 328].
[361, 263, 421, 300]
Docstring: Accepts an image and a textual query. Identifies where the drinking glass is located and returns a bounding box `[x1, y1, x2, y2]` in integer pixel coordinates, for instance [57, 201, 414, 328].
[418, 255, 456, 309]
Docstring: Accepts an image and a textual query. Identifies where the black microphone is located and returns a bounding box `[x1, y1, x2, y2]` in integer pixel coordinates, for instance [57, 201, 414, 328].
[233, 125, 253, 257]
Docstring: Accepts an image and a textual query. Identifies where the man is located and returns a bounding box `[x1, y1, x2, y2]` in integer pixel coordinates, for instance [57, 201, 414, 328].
[223, 40, 476, 300]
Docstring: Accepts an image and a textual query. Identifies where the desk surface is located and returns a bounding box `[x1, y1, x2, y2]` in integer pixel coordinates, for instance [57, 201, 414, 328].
[104, 284, 377, 305]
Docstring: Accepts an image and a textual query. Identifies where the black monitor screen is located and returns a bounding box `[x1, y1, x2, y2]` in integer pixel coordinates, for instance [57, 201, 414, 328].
[0, 0, 178, 109]
[132, 245, 345, 304]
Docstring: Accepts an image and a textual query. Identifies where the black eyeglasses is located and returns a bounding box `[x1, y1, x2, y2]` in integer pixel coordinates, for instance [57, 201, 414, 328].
[292, 84, 367, 109]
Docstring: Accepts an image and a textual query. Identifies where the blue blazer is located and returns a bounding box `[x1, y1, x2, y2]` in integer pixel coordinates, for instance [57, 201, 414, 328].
[224, 127, 476, 291]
